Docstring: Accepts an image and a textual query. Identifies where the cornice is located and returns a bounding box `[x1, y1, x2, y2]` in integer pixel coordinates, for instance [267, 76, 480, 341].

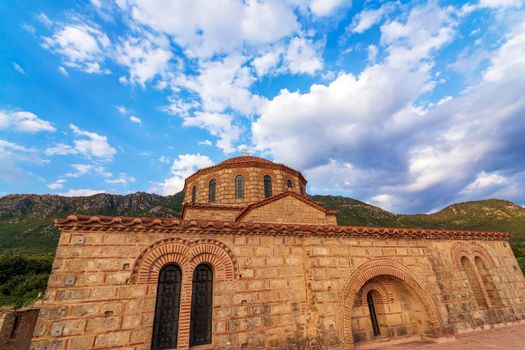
[234, 191, 337, 221]
[54, 214, 511, 241]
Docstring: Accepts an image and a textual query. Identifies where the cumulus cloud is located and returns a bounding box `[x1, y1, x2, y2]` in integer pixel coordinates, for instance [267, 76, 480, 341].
[42, 23, 110, 73]
[308, 0, 349, 17]
[45, 124, 116, 160]
[351, 4, 394, 34]
[183, 112, 242, 153]
[105, 173, 136, 185]
[284, 37, 323, 75]
[157, 153, 213, 195]
[0, 110, 56, 133]
[65, 163, 112, 178]
[120, 0, 298, 58]
[69, 124, 116, 160]
[0, 140, 46, 183]
[115, 34, 172, 86]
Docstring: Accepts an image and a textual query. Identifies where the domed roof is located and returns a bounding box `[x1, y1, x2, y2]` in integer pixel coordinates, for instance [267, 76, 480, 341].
[219, 156, 274, 165]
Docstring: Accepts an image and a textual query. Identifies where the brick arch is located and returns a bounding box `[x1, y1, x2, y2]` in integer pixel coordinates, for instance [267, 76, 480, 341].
[359, 280, 392, 305]
[468, 243, 495, 269]
[130, 237, 192, 284]
[339, 258, 443, 344]
[451, 242, 495, 270]
[188, 239, 239, 282]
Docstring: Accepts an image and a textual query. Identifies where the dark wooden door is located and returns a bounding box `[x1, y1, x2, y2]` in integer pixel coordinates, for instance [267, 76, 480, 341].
[152, 265, 182, 350]
[190, 264, 213, 346]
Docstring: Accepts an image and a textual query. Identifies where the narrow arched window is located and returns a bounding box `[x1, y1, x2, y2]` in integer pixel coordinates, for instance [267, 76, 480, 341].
[461, 256, 488, 308]
[367, 291, 380, 337]
[190, 264, 213, 346]
[263, 175, 272, 198]
[235, 175, 244, 198]
[191, 186, 197, 205]
[475, 256, 501, 307]
[152, 265, 182, 350]
[287, 179, 293, 190]
[300, 186, 304, 195]
[208, 179, 216, 203]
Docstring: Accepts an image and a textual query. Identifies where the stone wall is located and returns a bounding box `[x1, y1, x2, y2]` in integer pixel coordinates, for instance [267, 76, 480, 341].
[1, 308, 39, 350]
[31, 223, 525, 349]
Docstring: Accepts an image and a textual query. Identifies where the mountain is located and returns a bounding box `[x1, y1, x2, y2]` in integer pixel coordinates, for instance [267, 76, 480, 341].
[0, 192, 523, 307]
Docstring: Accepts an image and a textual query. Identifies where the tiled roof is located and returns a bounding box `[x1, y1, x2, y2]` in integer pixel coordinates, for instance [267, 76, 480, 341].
[54, 214, 510, 241]
[184, 156, 307, 186]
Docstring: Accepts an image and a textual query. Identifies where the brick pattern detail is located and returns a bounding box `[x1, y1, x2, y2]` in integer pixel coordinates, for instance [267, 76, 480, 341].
[451, 242, 495, 271]
[130, 237, 239, 284]
[358, 280, 392, 305]
[339, 258, 444, 345]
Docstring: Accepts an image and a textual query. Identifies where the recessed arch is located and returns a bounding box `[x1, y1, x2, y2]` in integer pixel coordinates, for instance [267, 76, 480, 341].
[339, 258, 443, 344]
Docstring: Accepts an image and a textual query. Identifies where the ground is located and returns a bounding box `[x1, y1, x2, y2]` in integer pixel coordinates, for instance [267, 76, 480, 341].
[364, 323, 525, 349]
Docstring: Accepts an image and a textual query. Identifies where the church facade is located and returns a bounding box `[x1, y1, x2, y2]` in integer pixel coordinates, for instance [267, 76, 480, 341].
[31, 156, 525, 349]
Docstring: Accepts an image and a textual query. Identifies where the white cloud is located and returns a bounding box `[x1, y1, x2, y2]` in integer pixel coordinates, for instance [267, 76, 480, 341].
[308, 0, 348, 17]
[115, 34, 172, 86]
[43, 23, 110, 74]
[198, 139, 212, 146]
[351, 4, 393, 34]
[129, 116, 142, 123]
[65, 163, 112, 178]
[183, 112, 242, 153]
[367, 44, 378, 63]
[252, 49, 282, 77]
[284, 37, 323, 75]
[0, 110, 56, 133]
[479, 0, 523, 8]
[58, 66, 69, 76]
[122, 0, 298, 58]
[59, 188, 105, 196]
[45, 144, 77, 156]
[47, 179, 66, 190]
[12, 63, 25, 74]
[157, 153, 214, 195]
[105, 173, 135, 185]
[0, 140, 45, 183]
[69, 124, 116, 160]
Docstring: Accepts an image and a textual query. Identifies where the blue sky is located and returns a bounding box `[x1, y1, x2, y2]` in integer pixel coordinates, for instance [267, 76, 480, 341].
[1, 0, 525, 213]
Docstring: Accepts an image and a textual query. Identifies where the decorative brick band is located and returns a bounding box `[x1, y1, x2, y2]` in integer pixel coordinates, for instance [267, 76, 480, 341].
[339, 258, 444, 344]
[130, 237, 239, 284]
[55, 215, 511, 241]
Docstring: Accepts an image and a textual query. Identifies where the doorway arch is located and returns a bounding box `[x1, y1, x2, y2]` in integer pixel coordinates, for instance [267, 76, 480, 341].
[339, 259, 443, 345]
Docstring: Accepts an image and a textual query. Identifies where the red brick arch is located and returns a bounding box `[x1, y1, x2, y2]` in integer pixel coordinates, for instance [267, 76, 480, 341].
[188, 239, 239, 282]
[130, 237, 238, 284]
[451, 242, 495, 270]
[339, 258, 443, 344]
[359, 280, 392, 305]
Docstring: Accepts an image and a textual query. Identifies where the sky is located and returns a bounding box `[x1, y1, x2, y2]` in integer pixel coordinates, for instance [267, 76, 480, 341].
[1, 0, 525, 214]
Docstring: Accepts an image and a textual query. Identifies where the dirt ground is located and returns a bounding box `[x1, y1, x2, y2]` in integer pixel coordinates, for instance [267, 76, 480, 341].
[367, 323, 525, 349]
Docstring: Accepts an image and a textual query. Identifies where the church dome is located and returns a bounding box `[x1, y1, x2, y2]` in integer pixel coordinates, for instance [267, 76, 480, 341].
[183, 155, 307, 207]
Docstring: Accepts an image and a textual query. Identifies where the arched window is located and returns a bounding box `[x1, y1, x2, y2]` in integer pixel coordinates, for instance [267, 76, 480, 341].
[263, 175, 272, 198]
[191, 186, 197, 205]
[152, 265, 182, 350]
[300, 186, 304, 195]
[235, 175, 244, 198]
[461, 256, 488, 308]
[367, 291, 380, 337]
[208, 179, 216, 203]
[190, 264, 213, 346]
[475, 256, 501, 306]
[287, 179, 293, 190]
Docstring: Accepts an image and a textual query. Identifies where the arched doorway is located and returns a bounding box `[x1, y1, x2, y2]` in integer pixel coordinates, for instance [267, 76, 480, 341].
[340, 259, 443, 346]
[351, 276, 433, 344]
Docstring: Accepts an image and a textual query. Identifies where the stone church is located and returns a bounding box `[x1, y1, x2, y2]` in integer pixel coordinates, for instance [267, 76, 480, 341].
[30, 156, 525, 349]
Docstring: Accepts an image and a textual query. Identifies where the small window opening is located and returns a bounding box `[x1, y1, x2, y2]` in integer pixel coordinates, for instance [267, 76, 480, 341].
[10, 315, 20, 339]
[208, 179, 216, 202]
